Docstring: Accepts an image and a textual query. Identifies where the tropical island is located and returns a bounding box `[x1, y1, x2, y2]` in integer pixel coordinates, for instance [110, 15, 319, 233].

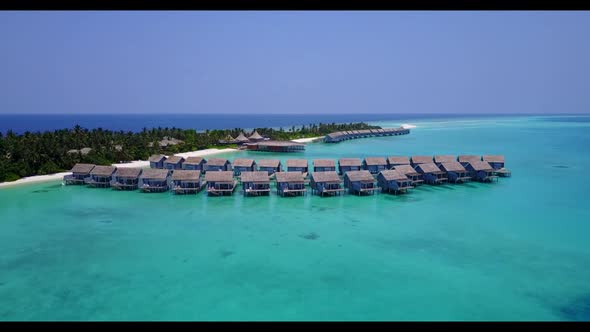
[0, 122, 379, 182]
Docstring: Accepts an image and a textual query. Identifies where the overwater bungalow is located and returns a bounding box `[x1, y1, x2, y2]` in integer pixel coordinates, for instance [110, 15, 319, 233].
[206, 158, 232, 172]
[286, 159, 309, 174]
[149, 154, 167, 169]
[377, 170, 413, 194]
[393, 165, 424, 186]
[323, 127, 410, 143]
[64, 163, 95, 185]
[240, 171, 271, 196]
[434, 155, 455, 167]
[183, 156, 207, 173]
[112, 167, 142, 190]
[163, 156, 185, 170]
[386, 156, 410, 169]
[363, 157, 388, 174]
[310, 171, 344, 196]
[466, 161, 498, 183]
[139, 169, 170, 193]
[233, 158, 257, 176]
[414, 163, 448, 185]
[313, 159, 336, 172]
[338, 158, 362, 175]
[275, 171, 306, 196]
[248, 130, 265, 142]
[205, 171, 237, 196]
[257, 159, 282, 175]
[410, 155, 433, 167]
[457, 155, 481, 167]
[171, 170, 204, 194]
[245, 140, 305, 152]
[86, 165, 116, 188]
[235, 133, 250, 145]
[439, 162, 471, 183]
[344, 170, 379, 195]
[483, 155, 511, 177]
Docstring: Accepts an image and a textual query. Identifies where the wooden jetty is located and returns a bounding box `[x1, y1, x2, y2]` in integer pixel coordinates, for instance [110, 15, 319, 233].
[377, 170, 414, 194]
[310, 171, 344, 196]
[64, 163, 95, 185]
[275, 171, 306, 197]
[205, 171, 237, 196]
[344, 170, 379, 195]
[112, 167, 142, 190]
[171, 170, 204, 194]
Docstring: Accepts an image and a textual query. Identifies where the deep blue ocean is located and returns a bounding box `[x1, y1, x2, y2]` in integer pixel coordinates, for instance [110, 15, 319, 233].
[0, 113, 530, 134]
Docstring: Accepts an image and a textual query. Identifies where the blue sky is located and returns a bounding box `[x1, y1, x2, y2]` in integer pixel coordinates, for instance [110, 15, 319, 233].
[0, 11, 589, 114]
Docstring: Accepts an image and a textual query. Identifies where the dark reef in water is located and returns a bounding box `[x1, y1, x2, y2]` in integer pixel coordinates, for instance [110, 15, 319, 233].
[97, 219, 112, 224]
[220, 249, 235, 258]
[31, 190, 50, 193]
[300, 232, 320, 240]
[559, 294, 590, 321]
[552, 165, 569, 169]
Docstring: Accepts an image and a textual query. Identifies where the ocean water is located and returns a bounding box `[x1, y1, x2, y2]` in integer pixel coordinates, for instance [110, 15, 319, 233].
[1, 115, 590, 321]
[1, 113, 523, 134]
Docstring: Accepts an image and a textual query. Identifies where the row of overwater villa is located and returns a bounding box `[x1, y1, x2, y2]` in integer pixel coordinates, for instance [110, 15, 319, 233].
[323, 127, 410, 143]
[63, 154, 510, 197]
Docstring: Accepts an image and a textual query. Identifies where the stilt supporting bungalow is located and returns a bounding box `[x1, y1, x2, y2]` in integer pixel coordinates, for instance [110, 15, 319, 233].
[466, 161, 499, 183]
[139, 169, 170, 193]
[439, 162, 471, 183]
[112, 167, 142, 190]
[275, 171, 306, 197]
[310, 171, 344, 196]
[240, 171, 271, 196]
[393, 165, 424, 186]
[171, 170, 204, 194]
[344, 170, 379, 195]
[64, 163, 95, 185]
[414, 163, 448, 185]
[338, 158, 362, 175]
[205, 171, 237, 196]
[377, 170, 413, 194]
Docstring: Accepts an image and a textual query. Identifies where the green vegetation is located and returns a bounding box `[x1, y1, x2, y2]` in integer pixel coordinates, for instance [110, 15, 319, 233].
[0, 122, 379, 182]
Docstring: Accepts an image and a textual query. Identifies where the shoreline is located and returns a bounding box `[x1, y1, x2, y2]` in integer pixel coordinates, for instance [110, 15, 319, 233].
[0, 148, 238, 189]
[291, 136, 323, 143]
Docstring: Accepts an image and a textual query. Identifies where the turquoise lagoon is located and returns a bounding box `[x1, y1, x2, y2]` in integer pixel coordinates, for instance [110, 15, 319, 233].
[1, 115, 590, 321]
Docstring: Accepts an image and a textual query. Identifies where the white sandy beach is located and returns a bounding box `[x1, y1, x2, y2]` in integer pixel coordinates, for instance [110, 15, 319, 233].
[291, 136, 323, 143]
[0, 148, 238, 188]
[401, 123, 417, 129]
